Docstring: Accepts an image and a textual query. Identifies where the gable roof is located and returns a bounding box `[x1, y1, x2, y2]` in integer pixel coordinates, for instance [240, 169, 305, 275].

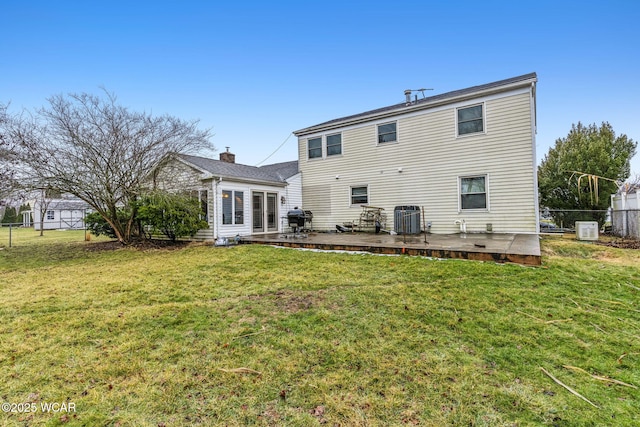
[175, 153, 298, 184]
[294, 72, 537, 136]
[257, 161, 300, 181]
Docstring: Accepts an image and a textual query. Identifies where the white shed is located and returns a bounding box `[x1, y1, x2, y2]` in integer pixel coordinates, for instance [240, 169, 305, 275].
[33, 199, 90, 231]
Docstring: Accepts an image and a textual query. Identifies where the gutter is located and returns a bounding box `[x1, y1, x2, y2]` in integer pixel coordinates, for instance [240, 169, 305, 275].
[212, 176, 287, 187]
[214, 177, 221, 240]
[529, 81, 540, 234]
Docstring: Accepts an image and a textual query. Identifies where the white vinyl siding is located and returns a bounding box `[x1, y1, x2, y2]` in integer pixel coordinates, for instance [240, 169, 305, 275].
[283, 173, 303, 212]
[298, 89, 536, 233]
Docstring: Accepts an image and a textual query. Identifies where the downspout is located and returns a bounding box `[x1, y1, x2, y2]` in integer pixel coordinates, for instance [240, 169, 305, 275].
[214, 177, 222, 240]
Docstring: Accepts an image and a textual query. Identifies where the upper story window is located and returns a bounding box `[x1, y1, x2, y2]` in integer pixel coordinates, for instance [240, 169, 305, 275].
[308, 137, 322, 159]
[460, 175, 487, 210]
[457, 104, 484, 136]
[326, 133, 342, 156]
[377, 122, 397, 144]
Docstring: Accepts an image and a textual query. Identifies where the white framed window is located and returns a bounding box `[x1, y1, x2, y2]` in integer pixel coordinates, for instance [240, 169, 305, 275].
[308, 137, 322, 159]
[198, 189, 208, 222]
[326, 133, 342, 156]
[457, 104, 484, 136]
[351, 186, 369, 205]
[234, 192, 244, 225]
[377, 122, 397, 144]
[189, 189, 209, 222]
[46, 210, 55, 220]
[459, 175, 488, 211]
[222, 190, 244, 225]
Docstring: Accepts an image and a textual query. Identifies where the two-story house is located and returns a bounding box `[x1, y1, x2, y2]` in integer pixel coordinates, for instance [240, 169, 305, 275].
[293, 73, 539, 235]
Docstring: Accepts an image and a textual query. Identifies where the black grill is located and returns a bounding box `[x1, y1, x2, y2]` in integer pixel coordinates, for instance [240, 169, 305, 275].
[287, 208, 305, 227]
[287, 208, 312, 231]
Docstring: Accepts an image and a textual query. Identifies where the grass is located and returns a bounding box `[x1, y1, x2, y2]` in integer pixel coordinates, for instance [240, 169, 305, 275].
[0, 230, 639, 426]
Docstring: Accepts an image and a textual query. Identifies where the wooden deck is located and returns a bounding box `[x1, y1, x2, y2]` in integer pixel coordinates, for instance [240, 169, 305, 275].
[244, 231, 541, 266]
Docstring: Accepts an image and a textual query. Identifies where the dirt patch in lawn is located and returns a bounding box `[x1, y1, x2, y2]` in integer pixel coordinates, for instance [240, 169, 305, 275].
[273, 289, 321, 313]
[597, 239, 640, 249]
[243, 289, 330, 314]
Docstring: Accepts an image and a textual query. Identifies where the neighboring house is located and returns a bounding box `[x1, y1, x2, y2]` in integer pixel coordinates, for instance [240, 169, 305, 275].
[33, 198, 90, 230]
[150, 150, 301, 240]
[293, 73, 539, 234]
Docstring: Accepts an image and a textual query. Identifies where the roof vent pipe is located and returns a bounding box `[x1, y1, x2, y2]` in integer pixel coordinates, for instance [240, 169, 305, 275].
[404, 89, 412, 105]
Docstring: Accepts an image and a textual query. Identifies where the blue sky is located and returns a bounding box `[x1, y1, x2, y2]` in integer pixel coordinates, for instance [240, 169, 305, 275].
[2, 0, 639, 176]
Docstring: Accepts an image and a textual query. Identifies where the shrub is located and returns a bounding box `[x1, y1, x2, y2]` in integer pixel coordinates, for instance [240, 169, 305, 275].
[137, 191, 208, 241]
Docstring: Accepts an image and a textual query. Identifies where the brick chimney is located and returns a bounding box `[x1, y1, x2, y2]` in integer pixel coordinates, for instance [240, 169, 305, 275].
[219, 147, 235, 163]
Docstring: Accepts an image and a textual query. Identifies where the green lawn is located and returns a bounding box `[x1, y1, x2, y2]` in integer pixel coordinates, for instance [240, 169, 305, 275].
[0, 227, 102, 249]
[0, 230, 639, 426]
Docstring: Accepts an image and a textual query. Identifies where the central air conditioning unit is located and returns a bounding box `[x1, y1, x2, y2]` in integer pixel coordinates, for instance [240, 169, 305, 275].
[575, 221, 599, 241]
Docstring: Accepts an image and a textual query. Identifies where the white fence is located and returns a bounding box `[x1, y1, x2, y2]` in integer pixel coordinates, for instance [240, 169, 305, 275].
[611, 193, 640, 239]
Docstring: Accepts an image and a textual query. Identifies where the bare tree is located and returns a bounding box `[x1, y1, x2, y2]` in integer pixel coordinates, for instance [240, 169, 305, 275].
[0, 103, 19, 198]
[34, 187, 54, 237]
[9, 91, 214, 244]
